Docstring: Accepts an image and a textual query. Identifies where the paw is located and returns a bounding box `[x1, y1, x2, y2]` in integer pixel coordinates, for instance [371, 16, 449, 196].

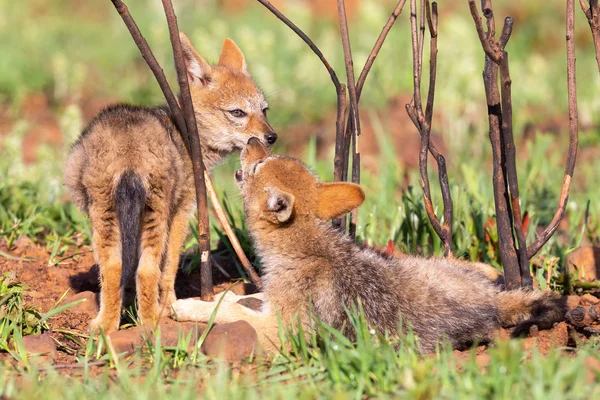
[89, 315, 119, 334]
[171, 298, 204, 321]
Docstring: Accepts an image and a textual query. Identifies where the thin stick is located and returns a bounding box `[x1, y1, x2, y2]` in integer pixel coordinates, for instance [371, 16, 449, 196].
[162, 0, 213, 300]
[111, 0, 214, 298]
[109, 0, 186, 141]
[527, 0, 579, 258]
[494, 17, 530, 287]
[469, 0, 521, 288]
[337, 0, 362, 239]
[406, 0, 452, 255]
[356, 0, 408, 98]
[253, 1, 350, 230]
[335, 0, 408, 230]
[467, 0, 501, 63]
[579, 0, 600, 72]
[204, 171, 262, 290]
[332, 84, 348, 230]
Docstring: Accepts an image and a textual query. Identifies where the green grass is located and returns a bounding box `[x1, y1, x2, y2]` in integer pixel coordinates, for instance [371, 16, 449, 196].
[1, 306, 599, 399]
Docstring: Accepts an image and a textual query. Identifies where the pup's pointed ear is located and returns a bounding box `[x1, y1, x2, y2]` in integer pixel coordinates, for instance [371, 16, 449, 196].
[218, 38, 248, 74]
[316, 183, 365, 220]
[179, 32, 212, 85]
[265, 186, 295, 223]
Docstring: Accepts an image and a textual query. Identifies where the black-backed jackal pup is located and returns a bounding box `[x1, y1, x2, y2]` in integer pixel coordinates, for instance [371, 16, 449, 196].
[64, 34, 277, 333]
[172, 139, 565, 353]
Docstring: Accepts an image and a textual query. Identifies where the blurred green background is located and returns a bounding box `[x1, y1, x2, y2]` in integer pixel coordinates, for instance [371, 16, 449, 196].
[0, 0, 599, 279]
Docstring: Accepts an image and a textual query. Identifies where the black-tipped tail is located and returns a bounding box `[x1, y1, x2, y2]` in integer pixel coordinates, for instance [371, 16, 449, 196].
[115, 171, 146, 288]
[497, 290, 566, 337]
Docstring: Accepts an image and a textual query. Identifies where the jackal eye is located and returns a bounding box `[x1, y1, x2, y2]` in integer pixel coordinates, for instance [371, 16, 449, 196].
[262, 107, 269, 117]
[229, 109, 247, 118]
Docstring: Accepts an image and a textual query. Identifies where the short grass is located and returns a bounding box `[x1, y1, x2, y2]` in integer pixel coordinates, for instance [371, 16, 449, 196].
[1, 306, 600, 399]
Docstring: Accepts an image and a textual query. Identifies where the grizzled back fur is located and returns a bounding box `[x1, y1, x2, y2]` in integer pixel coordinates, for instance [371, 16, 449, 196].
[235, 139, 565, 352]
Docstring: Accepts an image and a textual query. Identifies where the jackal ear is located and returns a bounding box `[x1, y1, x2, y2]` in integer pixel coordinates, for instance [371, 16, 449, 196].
[179, 32, 212, 85]
[265, 186, 295, 223]
[218, 38, 248, 74]
[316, 183, 365, 220]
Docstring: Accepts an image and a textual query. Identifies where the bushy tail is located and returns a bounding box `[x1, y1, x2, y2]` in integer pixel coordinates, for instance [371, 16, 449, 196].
[497, 289, 566, 337]
[115, 171, 146, 288]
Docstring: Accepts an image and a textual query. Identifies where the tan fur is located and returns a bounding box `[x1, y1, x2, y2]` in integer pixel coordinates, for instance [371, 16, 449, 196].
[173, 140, 565, 352]
[65, 35, 276, 333]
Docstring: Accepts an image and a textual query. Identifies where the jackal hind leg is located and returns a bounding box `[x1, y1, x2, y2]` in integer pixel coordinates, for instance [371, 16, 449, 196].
[89, 209, 122, 333]
[159, 206, 191, 314]
[137, 205, 169, 326]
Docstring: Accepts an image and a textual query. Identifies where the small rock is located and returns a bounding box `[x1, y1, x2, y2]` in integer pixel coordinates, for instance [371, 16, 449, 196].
[61, 291, 99, 317]
[107, 327, 144, 354]
[156, 321, 205, 348]
[237, 297, 263, 311]
[565, 295, 581, 311]
[201, 321, 259, 362]
[11, 236, 47, 260]
[566, 246, 600, 282]
[13, 333, 58, 363]
[581, 293, 600, 305]
[107, 321, 206, 354]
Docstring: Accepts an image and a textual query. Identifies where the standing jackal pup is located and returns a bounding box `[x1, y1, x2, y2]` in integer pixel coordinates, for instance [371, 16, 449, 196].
[173, 139, 565, 352]
[64, 34, 277, 333]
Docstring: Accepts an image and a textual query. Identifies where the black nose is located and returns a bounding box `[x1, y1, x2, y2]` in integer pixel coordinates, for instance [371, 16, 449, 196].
[265, 132, 278, 145]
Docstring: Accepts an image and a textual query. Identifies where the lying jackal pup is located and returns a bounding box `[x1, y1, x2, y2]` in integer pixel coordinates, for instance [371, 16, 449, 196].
[64, 34, 277, 333]
[173, 139, 565, 352]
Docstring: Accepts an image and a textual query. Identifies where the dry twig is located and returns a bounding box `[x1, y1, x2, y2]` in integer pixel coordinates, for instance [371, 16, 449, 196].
[161, 0, 214, 299]
[579, 0, 600, 72]
[468, 0, 524, 289]
[337, 0, 362, 239]
[468, 0, 579, 288]
[406, 0, 453, 256]
[526, 0, 579, 258]
[204, 171, 262, 289]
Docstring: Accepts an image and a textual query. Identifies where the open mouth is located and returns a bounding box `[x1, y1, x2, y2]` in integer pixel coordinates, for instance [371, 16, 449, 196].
[235, 169, 243, 182]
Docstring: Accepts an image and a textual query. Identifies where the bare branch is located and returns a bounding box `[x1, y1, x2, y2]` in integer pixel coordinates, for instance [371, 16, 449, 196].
[468, 0, 501, 62]
[161, 0, 213, 299]
[424, 0, 437, 127]
[356, 0, 408, 97]
[204, 171, 262, 290]
[527, 0, 579, 258]
[481, 0, 495, 39]
[110, 0, 215, 299]
[337, 0, 362, 239]
[406, 0, 453, 256]
[579, 0, 600, 72]
[498, 41, 531, 287]
[109, 0, 186, 139]
[255, 0, 341, 90]
[470, 1, 522, 288]
[334, 0, 408, 230]
[498, 16, 514, 49]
